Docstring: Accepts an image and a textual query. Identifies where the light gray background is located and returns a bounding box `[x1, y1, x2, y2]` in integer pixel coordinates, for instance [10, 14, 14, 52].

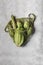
[0, 0, 43, 65]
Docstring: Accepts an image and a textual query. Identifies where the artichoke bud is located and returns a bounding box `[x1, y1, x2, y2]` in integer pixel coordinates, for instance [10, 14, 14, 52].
[14, 28, 24, 46]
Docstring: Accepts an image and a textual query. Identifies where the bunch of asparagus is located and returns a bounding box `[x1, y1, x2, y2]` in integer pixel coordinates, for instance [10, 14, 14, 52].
[4, 13, 36, 47]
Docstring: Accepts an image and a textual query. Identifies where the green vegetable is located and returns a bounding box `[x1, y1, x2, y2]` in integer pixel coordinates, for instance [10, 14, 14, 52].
[17, 21, 22, 28]
[14, 28, 24, 46]
[4, 13, 36, 47]
[8, 24, 14, 37]
[11, 15, 16, 29]
[24, 20, 30, 29]
[27, 27, 33, 36]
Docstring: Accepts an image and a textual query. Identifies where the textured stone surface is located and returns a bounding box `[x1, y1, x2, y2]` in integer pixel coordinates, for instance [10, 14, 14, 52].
[0, 0, 43, 65]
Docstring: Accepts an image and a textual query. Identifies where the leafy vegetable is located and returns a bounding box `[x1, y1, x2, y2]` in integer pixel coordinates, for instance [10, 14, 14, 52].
[4, 13, 36, 47]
